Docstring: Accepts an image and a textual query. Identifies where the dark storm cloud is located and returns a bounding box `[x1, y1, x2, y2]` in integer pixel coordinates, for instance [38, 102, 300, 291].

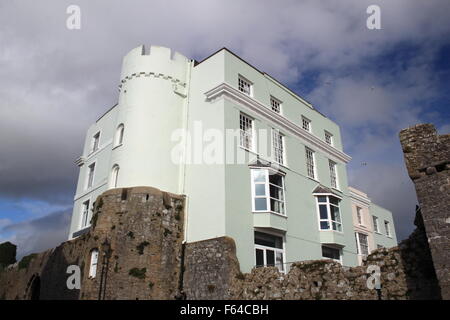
[0, 209, 71, 259]
[0, 0, 449, 245]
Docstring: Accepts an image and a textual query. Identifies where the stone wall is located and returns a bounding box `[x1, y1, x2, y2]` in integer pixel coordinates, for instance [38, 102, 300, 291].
[0, 182, 444, 300]
[0, 186, 185, 300]
[183, 215, 440, 300]
[399, 123, 450, 299]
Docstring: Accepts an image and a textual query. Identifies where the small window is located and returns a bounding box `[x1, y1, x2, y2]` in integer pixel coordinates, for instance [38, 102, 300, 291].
[301, 116, 311, 132]
[92, 132, 100, 153]
[86, 163, 95, 189]
[356, 207, 363, 225]
[238, 76, 252, 96]
[111, 165, 120, 188]
[356, 232, 369, 256]
[384, 220, 391, 237]
[316, 195, 342, 232]
[329, 160, 338, 188]
[305, 147, 315, 179]
[89, 249, 99, 278]
[322, 246, 341, 262]
[373, 216, 379, 233]
[325, 131, 333, 145]
[251, 169, 285, 215]
[240, 113, 254, 151]
[115, 124, 124, 146]
[272, 129, 284, 165]
[254, 231, 284, 272]
[270, 96, 281, 113]
[81, 200, 90, 228]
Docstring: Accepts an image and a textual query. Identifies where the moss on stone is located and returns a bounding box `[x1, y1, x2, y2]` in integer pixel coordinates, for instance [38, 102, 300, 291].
[136, 241, 150, 255]
[18, 253, 37, 270]
[129, 267, 146, 279]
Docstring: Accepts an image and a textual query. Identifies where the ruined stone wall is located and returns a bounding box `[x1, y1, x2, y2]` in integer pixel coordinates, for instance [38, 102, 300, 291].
[0, 186, 185, 300]
[399, 123, 450, 299]
[184, 219, 440, 300]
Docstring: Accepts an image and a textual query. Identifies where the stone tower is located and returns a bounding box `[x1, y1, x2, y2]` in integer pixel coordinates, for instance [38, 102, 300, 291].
[399, 123, 450, 299]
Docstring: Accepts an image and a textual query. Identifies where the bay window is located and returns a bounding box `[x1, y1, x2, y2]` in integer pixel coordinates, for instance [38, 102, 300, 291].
[251, 169, 285, 215]
[316, 195, 342, 232]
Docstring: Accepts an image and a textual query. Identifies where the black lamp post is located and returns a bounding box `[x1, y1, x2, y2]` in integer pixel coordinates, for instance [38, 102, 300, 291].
[98, 239, 112, 300]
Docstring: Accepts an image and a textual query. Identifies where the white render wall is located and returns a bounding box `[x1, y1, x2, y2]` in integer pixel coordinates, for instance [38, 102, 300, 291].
[69, 45, 397, 272]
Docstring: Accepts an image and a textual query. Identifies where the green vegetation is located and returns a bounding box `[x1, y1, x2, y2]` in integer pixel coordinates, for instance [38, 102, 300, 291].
[129, 267, 146, 279]
[18, 253, 37, 270]
[136, 241, 150, 255]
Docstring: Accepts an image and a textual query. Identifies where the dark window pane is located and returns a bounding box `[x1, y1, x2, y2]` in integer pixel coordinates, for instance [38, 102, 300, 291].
[255, 249, 264, 267]
[255, 232, 283, 249]
[319, 205, 328, 219]
[269, 173, 283, 187]
[320, 221, 330, 230]
[269, 185, 283, 200]
[322, 246, 340, 260]
[317, 196, 327, 203]
[330, 196, 339, 206]
[266, 250, 275, 266]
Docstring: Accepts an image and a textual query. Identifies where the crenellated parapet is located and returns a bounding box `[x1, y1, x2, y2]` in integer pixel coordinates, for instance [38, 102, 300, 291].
[118, 45, 190, 92]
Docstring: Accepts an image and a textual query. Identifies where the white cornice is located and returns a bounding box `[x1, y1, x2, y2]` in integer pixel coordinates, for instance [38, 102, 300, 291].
[204, 83, 352, 164]
[349, 189, 372, 206]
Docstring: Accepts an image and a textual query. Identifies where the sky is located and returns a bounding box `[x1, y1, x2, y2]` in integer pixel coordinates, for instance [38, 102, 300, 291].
[0, 0, 449, 259]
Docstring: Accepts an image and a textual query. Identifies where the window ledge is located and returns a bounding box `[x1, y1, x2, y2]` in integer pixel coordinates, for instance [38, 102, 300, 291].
[253, 211, 287, 219]
[112, 143, 123, 150]
[307, 176, 320, 183]
[239, 146, 258, 155]
[319, 229, 344, 235]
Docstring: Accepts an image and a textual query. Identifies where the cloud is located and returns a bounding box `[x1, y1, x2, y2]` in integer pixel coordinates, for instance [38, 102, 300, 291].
[0, 0, 449, 250]
[0, 210, 71, 259]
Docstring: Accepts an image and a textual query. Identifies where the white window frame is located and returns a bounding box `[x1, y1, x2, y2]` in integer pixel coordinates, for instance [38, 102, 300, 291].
[91, 131, 100, 153]
[305, 147, 316, 179]
[80, 199, 90, 229]
[316, 195, 343, 232]
[110, 164, 120, 188]
[356, 206, 363, 225]
[115, 124, 124, 147]
[270, 96, 282, 114]
[373, 216, 380, 233]
[272, 129, 285, 165]
[239, 113, 255, 151]
[238, 75, 252, 96]
[384, 220, 391, 237]
[329, 159, 338, 189]
[355, 232, 370, 257]
[89, 249, 99, 278]
[250, 168, 286, 216]
[301, 116, 311, 132]
[321, 245, 342, 263]
[254, 231, 285, 272]
[325, 131, 333, 145]
[86, 162, 96, 189]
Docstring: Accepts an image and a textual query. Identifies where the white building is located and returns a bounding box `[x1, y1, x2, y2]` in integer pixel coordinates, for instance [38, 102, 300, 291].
[70, 45, 397, 272]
